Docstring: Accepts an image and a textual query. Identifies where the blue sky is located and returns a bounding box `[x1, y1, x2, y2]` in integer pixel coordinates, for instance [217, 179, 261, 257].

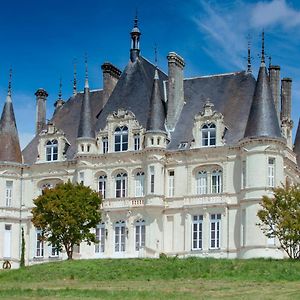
[0, 0, 299, 148]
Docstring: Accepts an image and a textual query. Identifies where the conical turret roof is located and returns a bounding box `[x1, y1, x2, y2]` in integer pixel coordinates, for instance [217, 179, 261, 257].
[146, 68, 166, 132]
[0, 89, 22, 163]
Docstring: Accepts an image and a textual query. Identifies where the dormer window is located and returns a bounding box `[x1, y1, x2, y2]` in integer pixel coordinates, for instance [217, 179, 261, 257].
[134, 134, 140, 151]
[201, 123, 216, 146]
[114, 126, 128, 152]
[102, 137, 108, 153]
[46, 140, 58, 161]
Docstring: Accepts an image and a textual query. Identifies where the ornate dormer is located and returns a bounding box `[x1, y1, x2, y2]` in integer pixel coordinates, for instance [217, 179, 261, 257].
[97, 108, 144, 154]
[191, 100, 226, 149]
[37, 121, 70, 163]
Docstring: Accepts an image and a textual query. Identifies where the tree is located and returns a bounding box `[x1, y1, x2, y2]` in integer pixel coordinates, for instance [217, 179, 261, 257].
[31, 181, 102, 260]
[257, 184, 300, 259]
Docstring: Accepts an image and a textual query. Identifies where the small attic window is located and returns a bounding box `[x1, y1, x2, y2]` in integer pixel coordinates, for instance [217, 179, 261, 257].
[178, 142, 188, 149]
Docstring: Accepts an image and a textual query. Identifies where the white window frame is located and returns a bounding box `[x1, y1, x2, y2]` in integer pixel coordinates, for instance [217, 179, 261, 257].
[210, 213, 221, 249]
[268, 157, 275, 188]
[114, 126, 128, 152]
[192, 215, 203, 250]
[150, 166, 155, 194]
[115, 173, 127, 198]
[5, 180, 13, 207]
[98, 175, 107, 199]
[102, 137, 108, 154]
[115, 221, 126, 252]
[134, 134, 140, 151]
[36, 229, 44, 257]
[168, 170, 175, 197]
[95, 223, 106, 253]
[211, 170, 222, 194]
[50, 244, 59, 257]
[201, 123, 216, 147]
[242, 160, 246, 189]
[196, 171, 207, 195]
[135, 171, 145, 197]
[46, 139, 58, 161]
[135, 219, 145, 251]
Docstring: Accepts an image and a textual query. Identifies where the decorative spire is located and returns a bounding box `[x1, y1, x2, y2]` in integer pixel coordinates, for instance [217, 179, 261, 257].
[7, 67, 12, 99]
[85, 53, 89, 89]
[130, 12, 141, 62]
[154, 43, 158, 66]
[58, 77, 62, 100]
[247, 39, 252, 74]
[261, 30, 265, 65]
[269, 55, 272, 68]
[73, 59, 77, 96]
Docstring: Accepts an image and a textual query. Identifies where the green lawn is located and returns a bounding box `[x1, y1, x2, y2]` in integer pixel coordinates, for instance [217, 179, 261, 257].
[0, 257, 300, 299]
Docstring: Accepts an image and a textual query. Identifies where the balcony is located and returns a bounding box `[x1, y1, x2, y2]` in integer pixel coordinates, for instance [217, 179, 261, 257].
[183, 194, 228, 207]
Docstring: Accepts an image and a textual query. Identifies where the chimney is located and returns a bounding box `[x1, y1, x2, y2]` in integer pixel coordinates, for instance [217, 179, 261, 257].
[281, 78, 292, 121]
[166, 52, 185, 130]
[101, 62, 121, 107]
[269, 65, 280, 120]
[35, 88, 48, 134]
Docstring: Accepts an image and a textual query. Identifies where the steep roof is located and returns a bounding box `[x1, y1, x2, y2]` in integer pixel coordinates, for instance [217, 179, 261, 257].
[146, 69, 166, 132]
[294, 118, 300, 166]
[168, 71, 256, 149]
[95, 56, 167, 132]
[244, 64, 281, 139]
[22, 90, 104, 164]
[0, 93, 22, 163]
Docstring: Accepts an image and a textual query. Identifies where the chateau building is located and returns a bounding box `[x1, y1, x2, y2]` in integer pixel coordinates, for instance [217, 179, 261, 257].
[0, 19, 300, 268]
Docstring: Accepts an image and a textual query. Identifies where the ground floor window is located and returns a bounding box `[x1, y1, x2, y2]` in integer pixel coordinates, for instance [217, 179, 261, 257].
[192, 215, 203, 250]
[115, 221, 126, 252]
[135, 220, 145, 251]
[210, 214, 221, 249]
[36, 229, 44, 257]
[95, 223, 106, 253]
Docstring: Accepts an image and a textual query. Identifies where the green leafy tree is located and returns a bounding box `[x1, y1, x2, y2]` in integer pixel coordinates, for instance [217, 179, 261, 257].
[31, 181, 102, 260]
[257, 184, 300, 259]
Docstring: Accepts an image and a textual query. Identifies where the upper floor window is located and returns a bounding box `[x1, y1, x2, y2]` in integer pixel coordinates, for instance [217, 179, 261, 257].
[211, 170, 222, 193]
[98, 175, 107, 199]
[102, 137, 108, 154]
[195, 167, 223, 195]
[5, 181, 13, 207]
[46, 139, 58, 161]
[268, 157, 275, 187]
[134, 134, 141, 151]
[135, 171, 145, 197]
[201, 123, 216, 147]
[150, 166, 155, 194]
[168, 170, 175, 197]
[115, 173, 127, 198]
[114, 126, 128, 152]
[196, 171, 207, 195]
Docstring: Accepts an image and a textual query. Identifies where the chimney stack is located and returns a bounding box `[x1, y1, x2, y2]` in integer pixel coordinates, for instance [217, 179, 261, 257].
[35, 88, 48, 134]
[166, 52, 185, 130]
[269, 65, 280, 120]
[281, 78, 292, 121]
[101, 62, 121, 107]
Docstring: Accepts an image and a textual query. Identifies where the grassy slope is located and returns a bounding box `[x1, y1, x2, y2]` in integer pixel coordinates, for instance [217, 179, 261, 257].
[0, 258, 300, 299]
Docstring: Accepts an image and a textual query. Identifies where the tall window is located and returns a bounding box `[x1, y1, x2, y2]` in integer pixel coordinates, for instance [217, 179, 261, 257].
[115, 173, 127, 198]
[211, 170, 222, 194]
[115, 221, 126, 252]
[135, 219, 145, 251]
[36, 229, 44, 257]
[114, 126, 128, 152]
[46, 140, 58, 161]
[202, 123, 216, 146]
[135, 171, 145, 197]
[192, 215, 203, 250]
[150, 166, 155, 194]
[268, 158, 275, 187]
[168, 170, 175, 197]
[196, 171, 207, 194]
[5, 181, 13, 207]
[51, 244, 59, 257]
[95, 223, 106, 253]
[98, 175, 107, 199]
[134, 134, 140, 151]
[242, 160, 246, 189]
[102, 137, 108, 154]
[210, 214, 221, 249]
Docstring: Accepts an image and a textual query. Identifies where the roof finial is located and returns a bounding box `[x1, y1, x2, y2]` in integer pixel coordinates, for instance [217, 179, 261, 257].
[134, 8, 138, 27]
[8, 66, 12, 97]
[73, 58, 77, 96]
[261, 30, 265, 65]
[154, 43, 158, 66]
[268, 55, 272, 68]
[58, 77, 62, 100]
[85, 53, 89, 89]
[247, 36, 252, 74]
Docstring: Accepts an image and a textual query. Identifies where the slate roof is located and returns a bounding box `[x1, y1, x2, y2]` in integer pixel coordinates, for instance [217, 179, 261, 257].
[294, 118, 300, 166]
[0, 94, 22, 163]
[244, 64, 282, 139]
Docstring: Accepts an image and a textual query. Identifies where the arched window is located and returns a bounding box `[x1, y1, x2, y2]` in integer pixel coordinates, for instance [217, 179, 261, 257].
[135, 171, 145, 197]
[46, 140, 58, 161]
[115, 220, 126, 252]
[196, 171, 207, 194]
[114, 126, 128, 152]
[211, 170, 222, 193]
[115, 173, 127, 198]
[135, 219, 145, 251]
[95, 222, 106, 253]
[201, 123, 216, 146]
[98, 175, 107, 199]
